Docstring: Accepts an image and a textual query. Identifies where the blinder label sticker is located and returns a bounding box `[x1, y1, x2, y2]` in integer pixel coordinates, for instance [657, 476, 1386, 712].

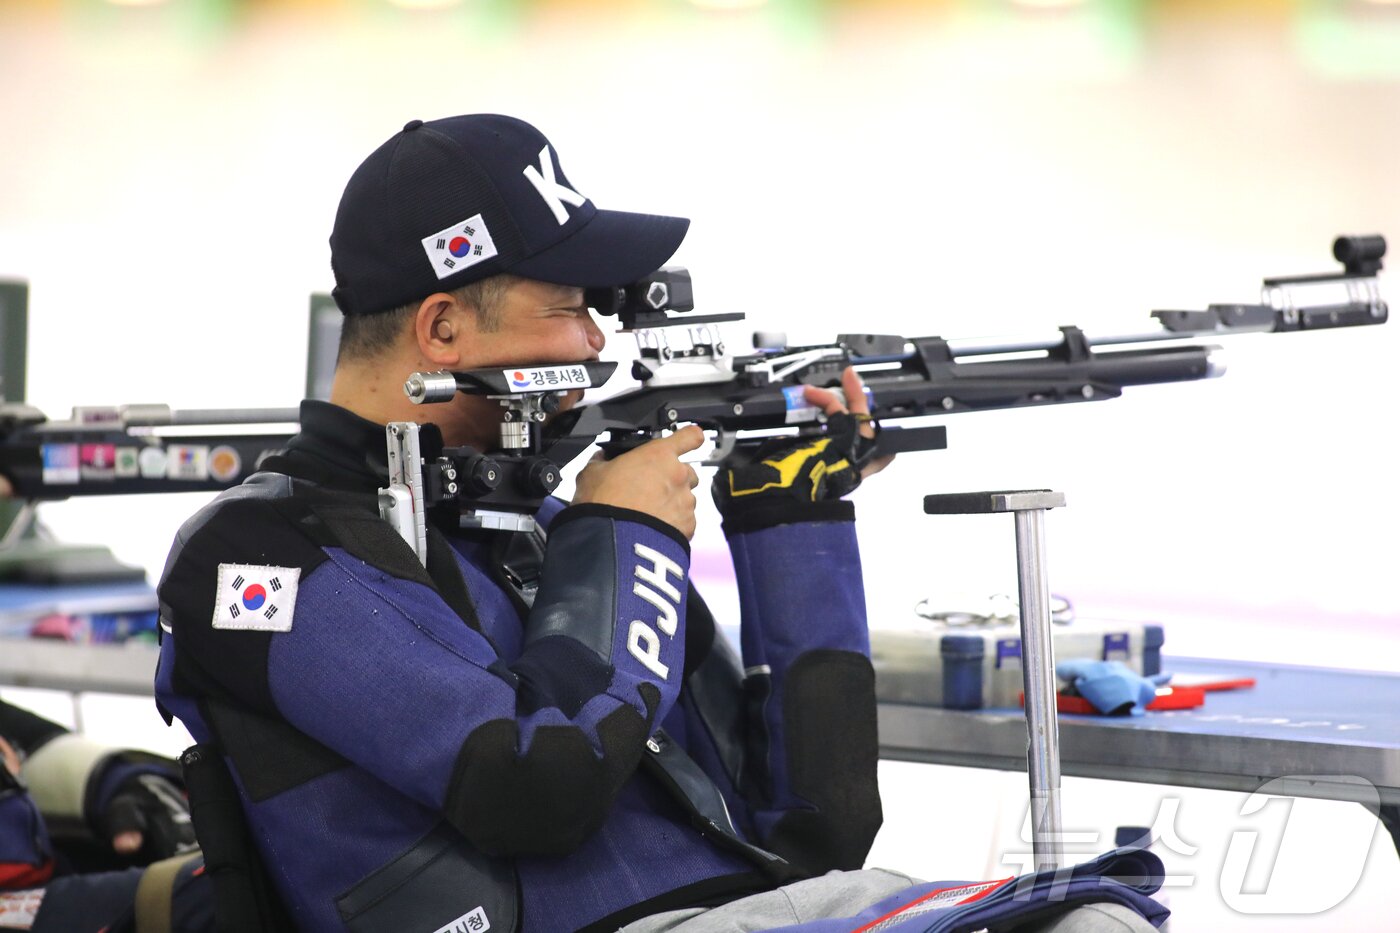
[501, 365, 592, 392]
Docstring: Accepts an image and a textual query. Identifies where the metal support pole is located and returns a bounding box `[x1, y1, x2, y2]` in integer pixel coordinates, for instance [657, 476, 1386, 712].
[1014, 507, 1064, 872]
[924, 489, 1066, 872]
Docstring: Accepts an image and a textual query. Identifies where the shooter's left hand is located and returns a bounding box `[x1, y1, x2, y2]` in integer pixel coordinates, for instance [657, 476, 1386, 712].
[713, 367, 891, 515]
[801, 366, 894, 480]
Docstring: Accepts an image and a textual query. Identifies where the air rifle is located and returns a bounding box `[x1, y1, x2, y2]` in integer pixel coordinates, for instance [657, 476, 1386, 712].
[0, 404, 295, 502]
[0, 405, 296, 580]
[0, 237, 1385, 527]
[377, 234, 1388, 556]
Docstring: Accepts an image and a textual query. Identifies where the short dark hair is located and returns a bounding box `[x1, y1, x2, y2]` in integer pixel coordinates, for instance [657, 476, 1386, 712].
[336, 275, 517, 364]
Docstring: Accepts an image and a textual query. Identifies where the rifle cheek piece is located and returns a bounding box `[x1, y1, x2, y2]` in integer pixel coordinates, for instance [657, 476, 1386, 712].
[405, 371, 459, 405]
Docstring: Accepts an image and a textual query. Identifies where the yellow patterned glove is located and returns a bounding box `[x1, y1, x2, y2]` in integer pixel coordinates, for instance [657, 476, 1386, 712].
[713, 413, 867, 517]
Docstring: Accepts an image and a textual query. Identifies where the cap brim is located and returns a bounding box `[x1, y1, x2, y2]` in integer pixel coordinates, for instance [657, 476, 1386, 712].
[507, 209, 690, 288]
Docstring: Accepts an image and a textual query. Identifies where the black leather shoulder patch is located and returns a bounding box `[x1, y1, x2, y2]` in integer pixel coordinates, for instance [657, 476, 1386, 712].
[308, 505, 486, 637]
[309, 502, 434, 589]
[160, 492, 329, 718]
[204, 698, 350, 802]
[425, 525, 485, 636]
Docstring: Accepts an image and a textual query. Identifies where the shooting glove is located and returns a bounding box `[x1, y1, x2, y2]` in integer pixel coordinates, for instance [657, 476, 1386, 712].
[712, 412, 870, 519]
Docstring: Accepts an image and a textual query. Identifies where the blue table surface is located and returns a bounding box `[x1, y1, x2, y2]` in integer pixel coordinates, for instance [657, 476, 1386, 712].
[985, 656, 1400, 750]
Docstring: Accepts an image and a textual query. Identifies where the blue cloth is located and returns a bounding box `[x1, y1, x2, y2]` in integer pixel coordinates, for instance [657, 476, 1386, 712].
[1057, 660, 1170, 716]
[30, 867, 143, 933]
[0, 786, 50, 879]
[766, 848, 1168, 932]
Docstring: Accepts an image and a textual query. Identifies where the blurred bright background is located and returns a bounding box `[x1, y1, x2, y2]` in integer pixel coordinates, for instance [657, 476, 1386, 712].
[2, 0, 1398, 929]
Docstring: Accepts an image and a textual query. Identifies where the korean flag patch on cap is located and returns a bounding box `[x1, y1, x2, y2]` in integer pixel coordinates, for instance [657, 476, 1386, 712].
[213, 564, 300, 632]
[422, 213, 499, 280]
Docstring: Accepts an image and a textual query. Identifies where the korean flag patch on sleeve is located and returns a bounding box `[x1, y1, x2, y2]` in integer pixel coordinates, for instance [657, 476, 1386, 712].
[213, 563, 300, 632]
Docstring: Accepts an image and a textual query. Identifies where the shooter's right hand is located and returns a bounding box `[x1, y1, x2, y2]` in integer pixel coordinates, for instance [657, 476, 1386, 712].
[573, 425, 704, 539]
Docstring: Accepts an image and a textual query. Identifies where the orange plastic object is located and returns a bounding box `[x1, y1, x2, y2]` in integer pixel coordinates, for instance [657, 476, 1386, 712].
[1167, 673, 1257, 692]
[1020, 685, 1207, 714]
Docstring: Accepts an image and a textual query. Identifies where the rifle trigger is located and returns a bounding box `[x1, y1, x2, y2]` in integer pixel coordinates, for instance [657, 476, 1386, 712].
[702, 429, 738, 467]
[598, 431, 654, 461]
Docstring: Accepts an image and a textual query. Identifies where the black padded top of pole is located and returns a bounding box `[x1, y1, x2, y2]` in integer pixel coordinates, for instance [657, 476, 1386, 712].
[923, 490, 1055, 514]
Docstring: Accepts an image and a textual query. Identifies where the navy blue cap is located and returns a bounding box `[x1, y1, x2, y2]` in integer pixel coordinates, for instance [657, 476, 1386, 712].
[329, 114, 690, 316]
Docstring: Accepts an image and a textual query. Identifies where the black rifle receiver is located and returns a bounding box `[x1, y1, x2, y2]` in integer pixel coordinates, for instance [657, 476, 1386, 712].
[388, 235, 1386, 532]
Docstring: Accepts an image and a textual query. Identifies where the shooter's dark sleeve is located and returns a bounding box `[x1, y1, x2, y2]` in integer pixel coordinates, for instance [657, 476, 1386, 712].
[722, 500, 882, 874]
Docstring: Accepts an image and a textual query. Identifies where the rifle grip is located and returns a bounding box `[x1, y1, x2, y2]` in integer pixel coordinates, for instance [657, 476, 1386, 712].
[597, 431, 654, 460]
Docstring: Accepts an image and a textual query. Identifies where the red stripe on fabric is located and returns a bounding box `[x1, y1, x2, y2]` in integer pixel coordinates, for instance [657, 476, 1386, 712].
[850, 876, 1013, 933]
[0, 858, 54, 889]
